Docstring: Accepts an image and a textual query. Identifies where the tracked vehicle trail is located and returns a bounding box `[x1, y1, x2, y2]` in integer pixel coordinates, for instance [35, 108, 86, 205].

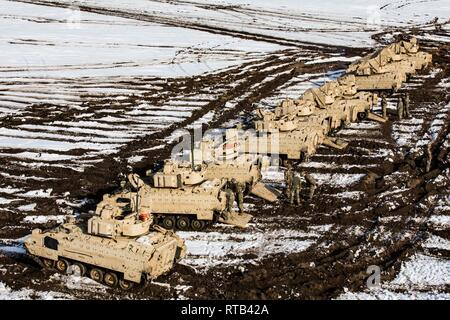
[8, 0, 315, 49]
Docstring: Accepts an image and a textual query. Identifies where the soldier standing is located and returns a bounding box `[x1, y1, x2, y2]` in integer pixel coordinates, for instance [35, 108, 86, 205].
[231, 178, 245, 214]
[223, 183, 235, 221]
[290, 173, 301, 205]
[304, 173, 317, 200]
[284, 164, 293, 197]
[397, 97, 404, 120]
[303, 152, 311, 163]
[381, 95, 388, 119]
[403, 93, 411, 118]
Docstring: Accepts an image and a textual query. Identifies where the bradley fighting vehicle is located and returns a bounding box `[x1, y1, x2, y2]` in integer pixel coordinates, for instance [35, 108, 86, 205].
[347, 37, 432, 91]
[197, 128, 279, 202]
[24, 191, 186, 289]
[121, 129, 279, 230]
[128, 165, 253, 230]
[271, 74, 383, 132]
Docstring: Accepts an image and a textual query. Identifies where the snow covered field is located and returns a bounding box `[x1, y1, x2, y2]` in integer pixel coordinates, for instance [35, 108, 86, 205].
[0, 0, 284, 116]
[17, 0, 450, 47]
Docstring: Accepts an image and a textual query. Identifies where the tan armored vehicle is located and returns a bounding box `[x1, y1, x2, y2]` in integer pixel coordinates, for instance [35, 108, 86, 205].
[259, 96, 379, 135]
[249, 111, 347, 161]
[239, 126, 329, 161]
[130, 168, 253, 229]
[347, 37, 432, 91]
[192, 128, 279, 202]
[24, 195, 187, 289]
[197, 129, 262, 184]
[257, 75, 381, 134]
[128, 129, 283, 230]
[274, 76, 382, 125]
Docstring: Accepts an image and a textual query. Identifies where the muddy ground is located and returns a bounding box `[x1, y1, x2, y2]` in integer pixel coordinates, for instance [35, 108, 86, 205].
[0, 10, 449, 300]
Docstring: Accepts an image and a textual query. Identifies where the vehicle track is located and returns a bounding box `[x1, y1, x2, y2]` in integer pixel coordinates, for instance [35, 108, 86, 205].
[9, 0, 330, 50]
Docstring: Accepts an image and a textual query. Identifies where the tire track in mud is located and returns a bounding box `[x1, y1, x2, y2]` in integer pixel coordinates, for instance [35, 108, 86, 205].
[9, 0, 367, 52]
[8, 0, 304, 48]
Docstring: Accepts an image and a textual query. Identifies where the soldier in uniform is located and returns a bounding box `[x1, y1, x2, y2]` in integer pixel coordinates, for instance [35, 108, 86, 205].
[381, 95, 388, 119]
[304, 173, 317, 200]
[303, 152, 311, 163]
[403, 93, 410, 118]
[231, 178, 245, 214]
[290, 173, 301, 205]
[223, 182, 235, 221]
[284, 164, 293, 197]
[397, 96, 404, 120]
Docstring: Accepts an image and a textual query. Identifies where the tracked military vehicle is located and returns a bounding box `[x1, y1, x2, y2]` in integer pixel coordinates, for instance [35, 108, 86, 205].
[129, 167, 253, 230]
[198, 129, 278, 202]
[122, 129, 281, 230]
[240, 123, 326, 161]
[347, 37, 432, 91]
[24, 194, 186, 289]
[260, 75, 382, 133]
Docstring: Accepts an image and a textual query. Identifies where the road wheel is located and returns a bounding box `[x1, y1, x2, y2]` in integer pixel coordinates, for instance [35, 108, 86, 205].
[281, 158, 291, 168]
[358, 112, 367, 121]
[42, 258, 54, 269]
[71, 262, 87, 276]
[118, 278, 134, 290]
[162, 216, 175, 230]
[89, 268, 104, 282]
[55, 259, 69, 273]
[176, 217, 190, 230]
[191, 219, 205, 231]
[104, 272, 119, 287]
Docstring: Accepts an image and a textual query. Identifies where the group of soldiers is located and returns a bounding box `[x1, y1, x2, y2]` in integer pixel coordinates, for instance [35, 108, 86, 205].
[223, 178, 245, 219]
[222, 163, 319, 219]
[284, 164, 317, 205]
[380, 92, 410, 120]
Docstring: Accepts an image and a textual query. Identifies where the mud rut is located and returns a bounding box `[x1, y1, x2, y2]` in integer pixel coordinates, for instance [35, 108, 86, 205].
[0, 11, 448, 299]
[13, 0, 360, 51]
